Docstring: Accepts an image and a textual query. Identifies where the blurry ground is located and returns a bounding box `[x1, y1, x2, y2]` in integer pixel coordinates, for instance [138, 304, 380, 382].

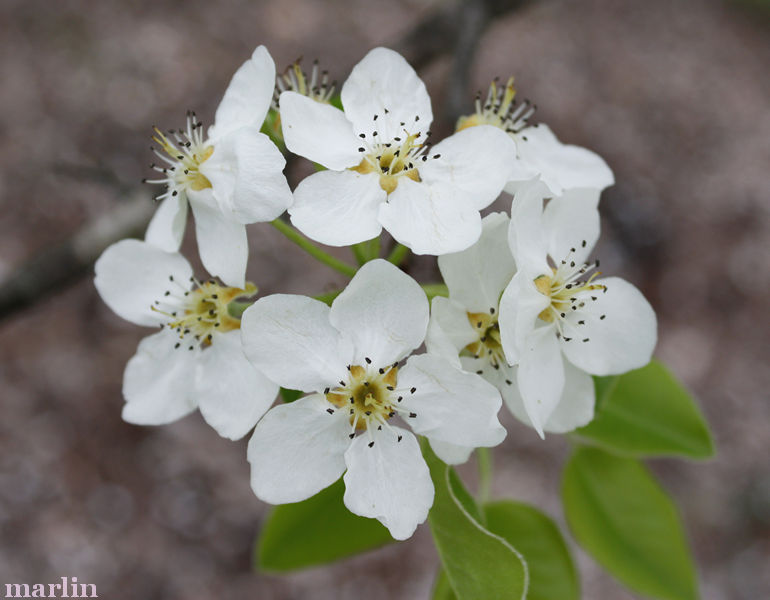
[1, 0, 769, 598]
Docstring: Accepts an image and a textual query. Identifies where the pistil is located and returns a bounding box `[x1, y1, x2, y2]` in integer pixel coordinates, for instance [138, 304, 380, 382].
[152, 277, 257, 350]
[324, 360, 418, 444]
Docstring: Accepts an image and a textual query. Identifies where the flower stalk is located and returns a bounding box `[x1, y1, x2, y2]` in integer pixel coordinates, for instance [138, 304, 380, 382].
[387, 243, 410, 266]
[271, 218, 358, 278]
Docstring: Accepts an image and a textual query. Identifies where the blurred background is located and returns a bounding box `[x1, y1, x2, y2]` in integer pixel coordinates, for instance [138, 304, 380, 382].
[1, 0, 769, 598]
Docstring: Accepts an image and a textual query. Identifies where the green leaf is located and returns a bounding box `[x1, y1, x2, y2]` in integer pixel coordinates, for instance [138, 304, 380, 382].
[256, 478, 394, 571]
[562, 447, 698, 600]
[279, 387, 303, 403]
[423, 442, 528, 600]
[484, 501, 579, 600]
[432, 569, 457, 600]
[575, 360, 714, 459]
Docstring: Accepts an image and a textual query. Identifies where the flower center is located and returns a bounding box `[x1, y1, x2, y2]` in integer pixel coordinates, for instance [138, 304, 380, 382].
[456, 76, 535, 135]
[272, 59, 336, 110]
[144, 112, 213, 202]
[350, 112, 437, 194]
[325, 360, 417, 443]
[533, 244, 607, 342]
[152, 276, 257, 351]
[464, 310, 506, 370]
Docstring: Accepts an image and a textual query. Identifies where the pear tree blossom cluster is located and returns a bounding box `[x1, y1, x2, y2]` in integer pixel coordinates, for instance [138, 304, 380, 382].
[94, 45, 656, 542]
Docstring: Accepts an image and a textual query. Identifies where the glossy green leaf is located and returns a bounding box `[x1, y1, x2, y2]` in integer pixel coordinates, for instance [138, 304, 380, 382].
[484, 501, 579, 600]
[562, 447, 698, 600]
[423, 442, 528, 600]
[256, 477, 393, 571]
[432, 569, 457, 600]
[575, 360, 714, 459]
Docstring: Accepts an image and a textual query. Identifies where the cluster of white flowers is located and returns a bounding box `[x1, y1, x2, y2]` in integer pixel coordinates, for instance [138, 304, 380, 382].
[95, 45, 656, 540]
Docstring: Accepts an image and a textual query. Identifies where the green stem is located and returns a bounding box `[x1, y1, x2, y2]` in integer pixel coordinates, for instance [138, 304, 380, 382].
[352, 236, 381, 265]
[421, 283, 449, 301]
[476, 447, 493, 504]
[314, 289, 342, 306]
[387, 243, 410, 266]
[271, 219, 357, 278]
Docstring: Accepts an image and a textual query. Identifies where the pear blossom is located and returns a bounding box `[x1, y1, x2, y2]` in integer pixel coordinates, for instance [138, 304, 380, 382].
[278, 47, 518, 255]
[94, 239, 278, 440]
[457, 77, 614, 197]
[426, 212, 596, 443]
[241, 259, 505, 540]
[144, 45, 292, 288]
[497, 180, 657, 437]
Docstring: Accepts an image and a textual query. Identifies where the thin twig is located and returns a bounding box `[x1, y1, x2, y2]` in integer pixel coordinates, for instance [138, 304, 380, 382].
[445, 0, 490, 127]
[0, 193, 154, 320]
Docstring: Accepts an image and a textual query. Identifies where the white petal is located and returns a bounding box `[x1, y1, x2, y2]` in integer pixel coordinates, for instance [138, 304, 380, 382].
[122, 329, 198, 424]
[542, 188, 600, 265]
[248, 394, 351, 504]
[200, 128, 292, 224]
[188, 189, 248, 288]
[378, 178, 481, 255]
[498, 271, 550, 365]
[458, 354, 512, 391]
[241, 294, 353, 392]
[343, 427, 433, 540]
[428, 438, 474, 466]
[516, 324, 564, 438]
[514, 124, 614, 195]
[196, 330, 279, 440]
[94, 239, 192, 327]
[560, 277, 657, 376]
[504, 164, 541, 197]
[399, 354, 506, 449]
[341, 47, 433, 142]
[329, 259, 428, 367]
[543, 360, 595, 432]
[508, 179, 550, 274]
[289, 169, 385, 246]
[420, 126, 517, 209]
[438, 212, 515, 312]
[425, 296, 477, 368]
[145, 195, 188, 252]
[209, 45, 275, 140]
[279, 91, 362, 170]
[502, 358, 595, 434]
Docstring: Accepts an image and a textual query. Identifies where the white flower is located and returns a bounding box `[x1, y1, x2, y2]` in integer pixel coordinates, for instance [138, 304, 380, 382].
[144, 45, 292, 288]
[241, 259, 505, 540]
[94, 239, 278, 440]
[426, 212, 595, 440]
[457, 77, 614, 197]
[497, 180, 657, 437]
[278, 47, 518, 255]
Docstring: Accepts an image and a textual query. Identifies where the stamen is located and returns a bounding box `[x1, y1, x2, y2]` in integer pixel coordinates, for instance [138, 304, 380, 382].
[457, 76, 537, 134]
[324, 359, 414, 438]
[151, 278, 257, 350]
[144, 112, 213, 200]
[272, 58, 336, 110]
